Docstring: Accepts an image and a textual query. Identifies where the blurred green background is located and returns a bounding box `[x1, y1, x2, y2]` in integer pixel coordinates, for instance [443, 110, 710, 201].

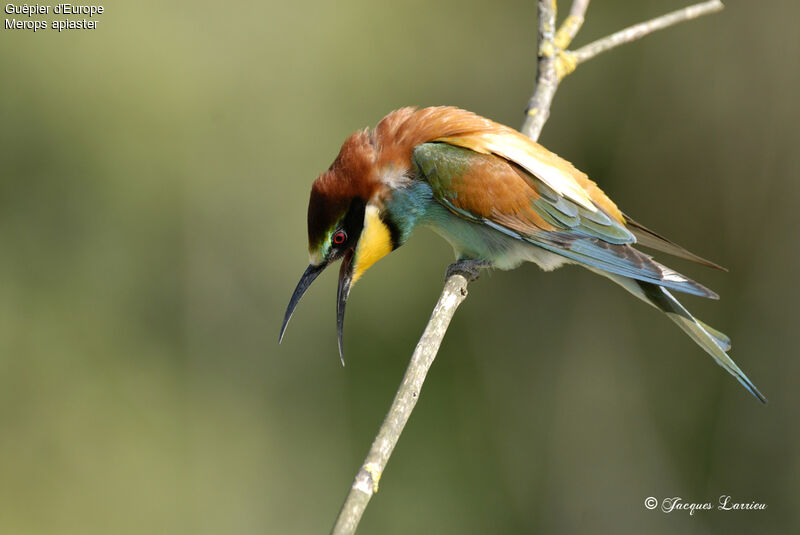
[1, 0, 798, 533]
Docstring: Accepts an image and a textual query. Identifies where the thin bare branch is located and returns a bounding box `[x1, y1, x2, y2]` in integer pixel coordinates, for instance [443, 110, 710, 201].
[554, 0, 590, 50]
[521, 0, 559, 141]
[523, 0, 722, 139]
[331, 272, 471, 534]
[572, 0, 723, 65]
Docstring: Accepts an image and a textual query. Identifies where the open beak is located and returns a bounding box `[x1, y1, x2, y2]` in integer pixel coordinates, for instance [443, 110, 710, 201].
[279, 263, 325, 344]
[279, 249, 355, 365]
[336, 249, 354, 365]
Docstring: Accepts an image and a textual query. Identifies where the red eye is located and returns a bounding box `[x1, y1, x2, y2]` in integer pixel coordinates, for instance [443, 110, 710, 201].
[332, 230, 347, 245]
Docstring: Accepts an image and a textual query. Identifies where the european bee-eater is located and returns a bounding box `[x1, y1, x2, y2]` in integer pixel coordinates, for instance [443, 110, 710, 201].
[279, 106, 765, 403]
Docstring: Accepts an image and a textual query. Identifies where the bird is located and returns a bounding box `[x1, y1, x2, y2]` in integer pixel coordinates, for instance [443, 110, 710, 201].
[279, 106, 766, 403]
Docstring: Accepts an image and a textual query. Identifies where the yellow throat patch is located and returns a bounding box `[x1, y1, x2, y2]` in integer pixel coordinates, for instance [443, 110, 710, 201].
[352, 205, 392, 283]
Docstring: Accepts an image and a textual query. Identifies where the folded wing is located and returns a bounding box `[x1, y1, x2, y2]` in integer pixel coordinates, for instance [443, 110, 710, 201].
[413, 139, 718, 299]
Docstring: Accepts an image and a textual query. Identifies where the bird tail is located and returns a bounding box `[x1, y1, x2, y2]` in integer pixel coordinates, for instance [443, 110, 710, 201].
[596, 271, 766, 404]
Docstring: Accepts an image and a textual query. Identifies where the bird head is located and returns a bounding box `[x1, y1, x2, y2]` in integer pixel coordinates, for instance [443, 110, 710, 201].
[278, 106, 489, 360]
[279, 131, 398, 361]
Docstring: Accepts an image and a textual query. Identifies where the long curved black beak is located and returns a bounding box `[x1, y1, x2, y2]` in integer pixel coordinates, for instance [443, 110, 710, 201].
[279, 263, 325, 344]
[336, 250, 354, 365]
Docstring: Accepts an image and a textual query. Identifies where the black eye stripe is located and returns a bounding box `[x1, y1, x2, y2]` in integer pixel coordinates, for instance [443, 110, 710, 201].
[339, 198, 366, 240]
[325, 198, 366, 260]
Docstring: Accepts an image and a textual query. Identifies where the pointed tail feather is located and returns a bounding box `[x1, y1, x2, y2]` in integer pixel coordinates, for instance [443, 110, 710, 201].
[591, 269, 765, 403]
[637, 282, 766, 403]
[623, 214, 727, 271]
[696, 319, 732, 352]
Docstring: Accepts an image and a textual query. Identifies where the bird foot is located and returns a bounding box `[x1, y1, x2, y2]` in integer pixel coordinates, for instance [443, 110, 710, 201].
[446, 259, 490, 282]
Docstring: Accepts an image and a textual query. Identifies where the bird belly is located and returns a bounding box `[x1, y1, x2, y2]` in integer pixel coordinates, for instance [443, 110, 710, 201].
[421, 204, 569, 271]
[493, 240, 570, 271]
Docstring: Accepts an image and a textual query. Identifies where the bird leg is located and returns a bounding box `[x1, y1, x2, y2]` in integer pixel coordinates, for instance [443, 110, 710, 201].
[446, 259, 491, 282]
